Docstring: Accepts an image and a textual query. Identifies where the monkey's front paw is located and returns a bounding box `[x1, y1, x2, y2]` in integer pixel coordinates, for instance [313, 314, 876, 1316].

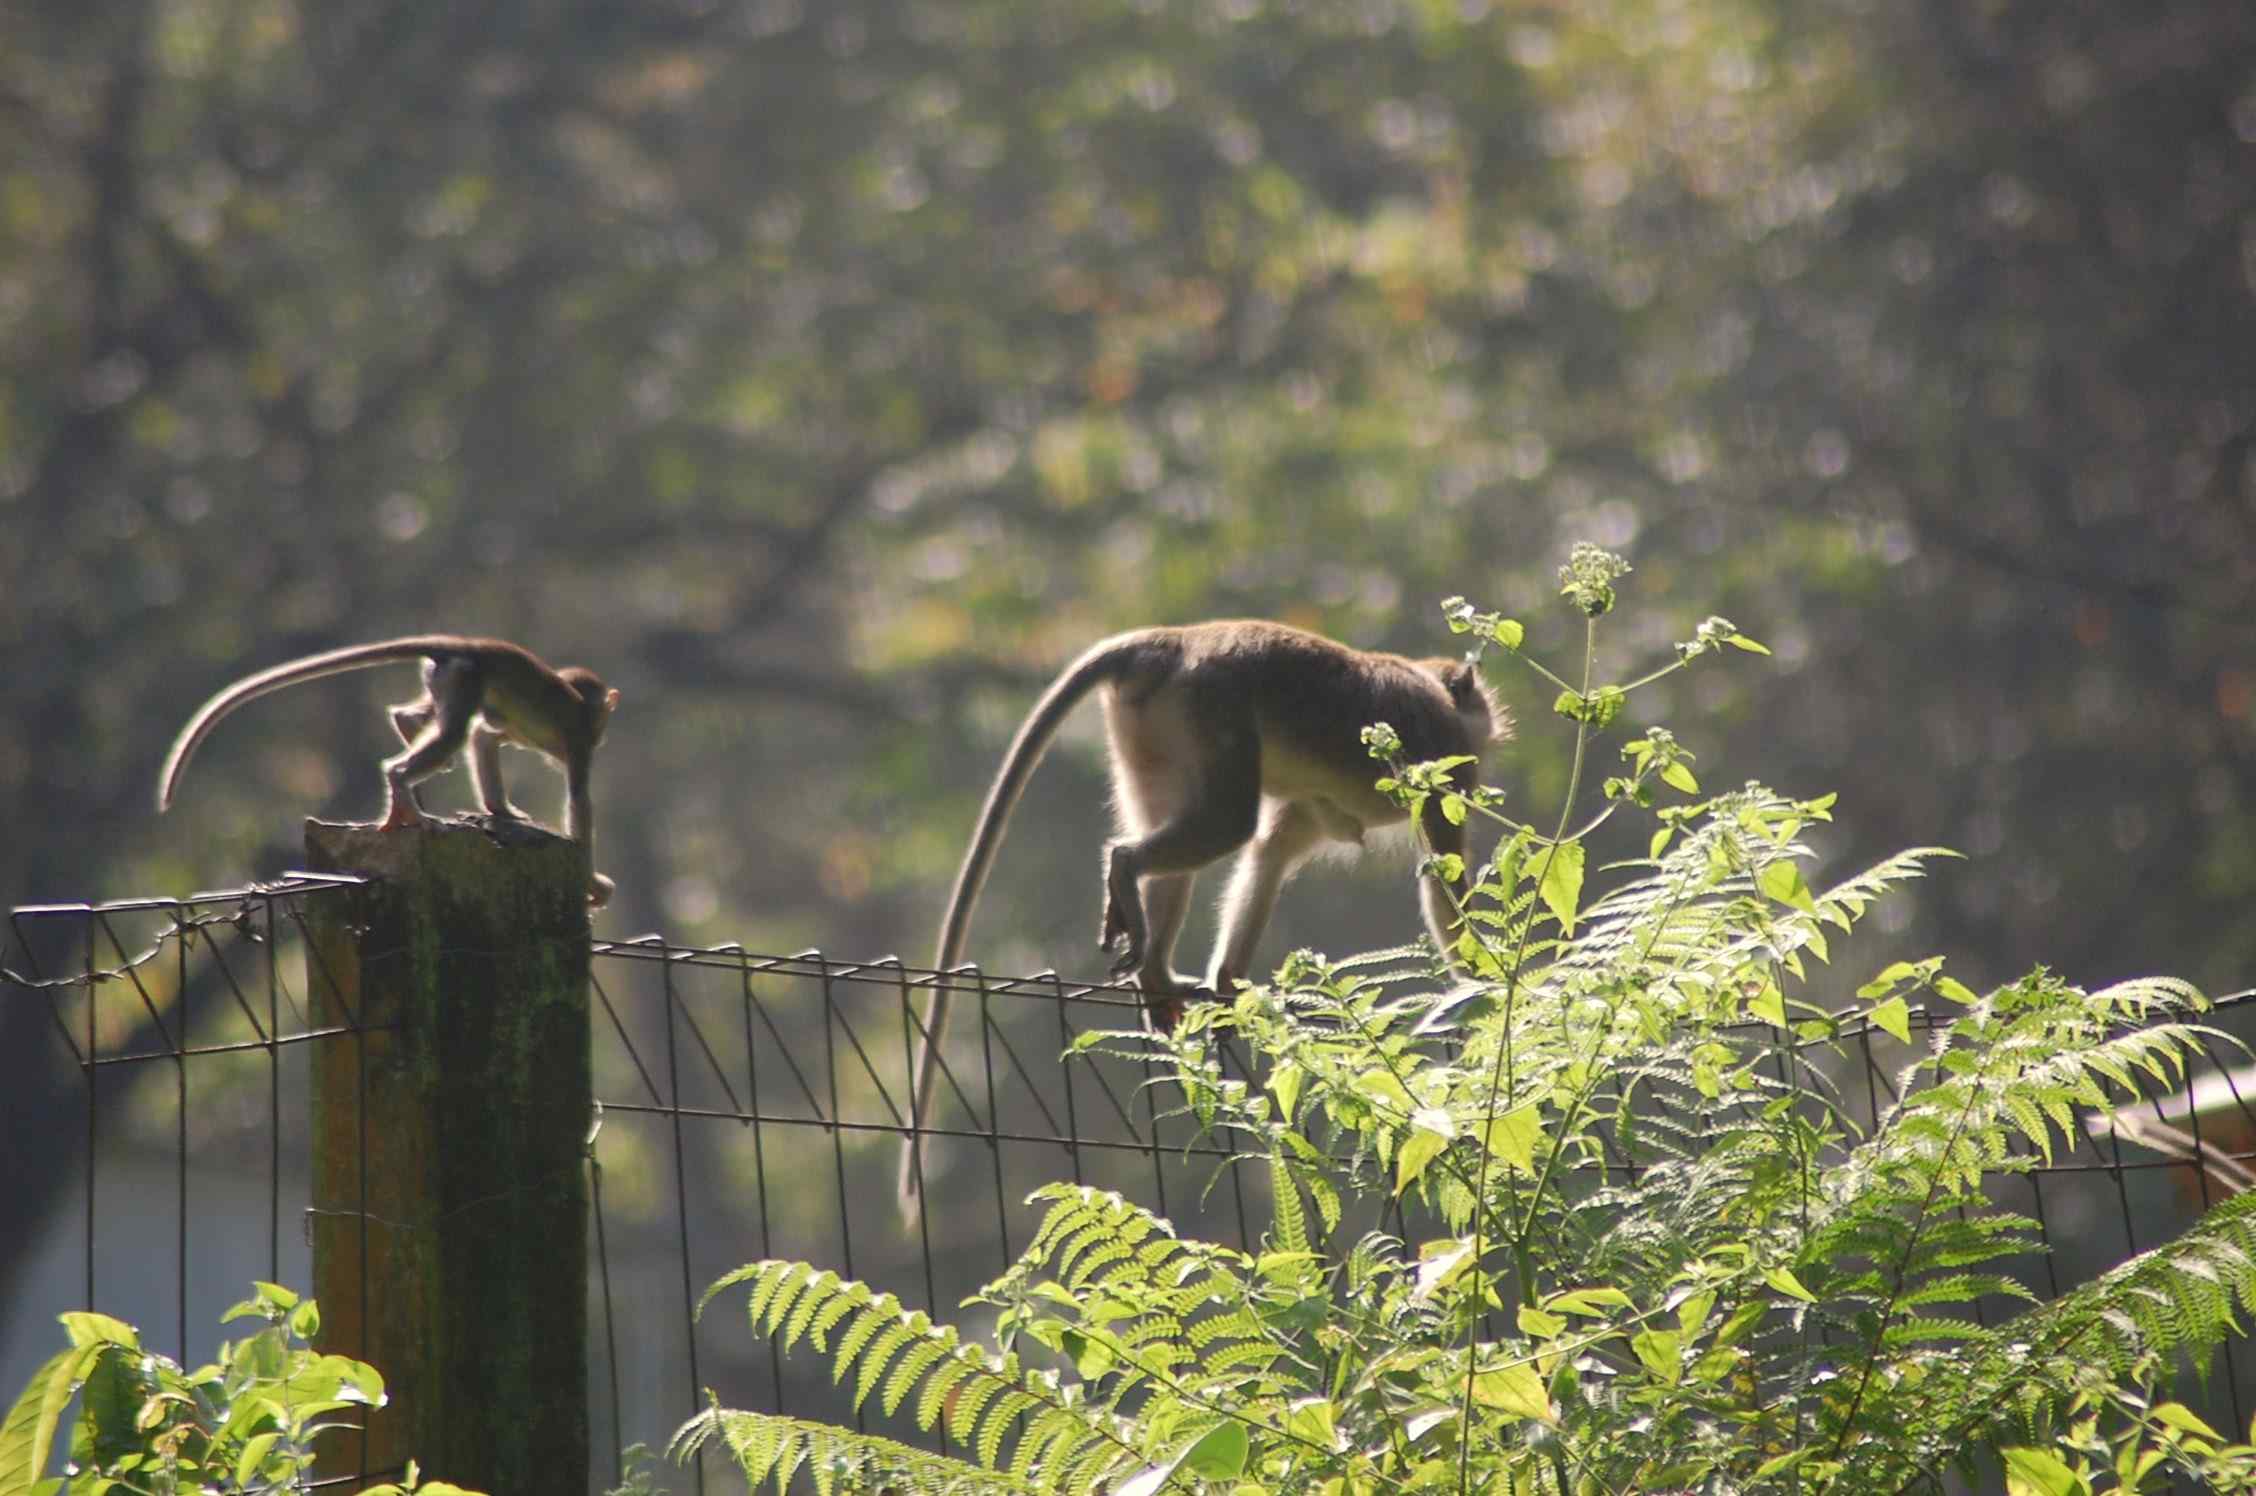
[588, 873, 616, 909]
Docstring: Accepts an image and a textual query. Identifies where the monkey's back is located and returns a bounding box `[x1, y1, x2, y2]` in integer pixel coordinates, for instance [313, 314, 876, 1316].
[1140, 621, 1475, 818]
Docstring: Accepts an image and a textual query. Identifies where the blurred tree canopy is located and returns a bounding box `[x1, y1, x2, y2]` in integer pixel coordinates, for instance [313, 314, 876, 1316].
[3, 0, 2252, 1298]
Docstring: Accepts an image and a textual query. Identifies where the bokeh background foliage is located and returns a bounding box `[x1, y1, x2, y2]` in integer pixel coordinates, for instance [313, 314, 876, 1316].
[3, 0, 2253, 1419]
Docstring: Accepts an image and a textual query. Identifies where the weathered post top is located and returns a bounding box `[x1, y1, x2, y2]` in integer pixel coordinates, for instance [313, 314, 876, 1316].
[304, 815, 591, 1495]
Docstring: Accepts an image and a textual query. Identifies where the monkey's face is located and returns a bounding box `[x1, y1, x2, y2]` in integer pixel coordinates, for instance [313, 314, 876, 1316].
[560, 668, 619, 744]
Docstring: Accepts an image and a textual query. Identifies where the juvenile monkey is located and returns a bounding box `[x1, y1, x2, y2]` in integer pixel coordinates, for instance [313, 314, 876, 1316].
[157, 636, 620, 905]
[900, 620, 1504, 1202]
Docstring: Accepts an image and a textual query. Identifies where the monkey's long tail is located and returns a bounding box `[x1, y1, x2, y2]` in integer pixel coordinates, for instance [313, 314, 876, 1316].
[156, 638, 465, 812]
[898, 634, 1149, 1210]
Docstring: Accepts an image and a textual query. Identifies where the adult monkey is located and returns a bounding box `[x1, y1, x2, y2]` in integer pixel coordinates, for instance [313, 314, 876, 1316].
[157, 636, 620, 905]
[900, 620, 1505, 1204]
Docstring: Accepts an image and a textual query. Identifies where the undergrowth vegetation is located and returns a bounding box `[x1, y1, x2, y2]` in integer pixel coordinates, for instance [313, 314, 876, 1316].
[680, 548, 2256, 1494]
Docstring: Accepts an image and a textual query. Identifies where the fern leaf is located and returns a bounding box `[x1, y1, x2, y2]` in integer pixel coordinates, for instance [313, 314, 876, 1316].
[673, 1407, 1038, 1495]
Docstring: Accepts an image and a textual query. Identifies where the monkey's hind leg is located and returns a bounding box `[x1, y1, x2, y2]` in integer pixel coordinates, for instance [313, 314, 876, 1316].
[466, 720, 529, 822]
[1098, 727, 1258, 1016]
[1124, 872, 1200, 1029]
[1206, 800, 1329, 996]
[378, 659, 479, 830]
[387, 698, 443, 818]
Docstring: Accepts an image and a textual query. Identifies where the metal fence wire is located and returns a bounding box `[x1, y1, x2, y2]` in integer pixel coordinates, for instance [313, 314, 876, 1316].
[5, 874, 2256, 1493]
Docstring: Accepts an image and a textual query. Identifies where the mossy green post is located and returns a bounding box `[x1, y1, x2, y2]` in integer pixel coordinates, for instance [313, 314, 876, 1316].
[305, 817, 590, 1495]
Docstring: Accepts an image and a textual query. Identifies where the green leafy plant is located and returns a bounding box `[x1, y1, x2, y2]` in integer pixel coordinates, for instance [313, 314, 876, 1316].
[0, 1283, 482, 1496]
[680, 548, 2256, 1493]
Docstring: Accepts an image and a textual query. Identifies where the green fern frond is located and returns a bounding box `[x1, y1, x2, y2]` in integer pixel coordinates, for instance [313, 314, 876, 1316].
[672, 1406, 1035, 1495]
[701, 1259, 1144, 1487]
[1886, 1192, 2256, 1458]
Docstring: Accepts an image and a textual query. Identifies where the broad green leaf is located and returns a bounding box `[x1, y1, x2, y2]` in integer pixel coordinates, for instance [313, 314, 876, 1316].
[2148, 1402, 2221, 1440]
[234, 1432, 281, 1488]
[1871, 996, 1911, 1044]
[1179, 1420, 1249, 1480]
[1858, 960, 1922, 998]
[1517, 1305, 1567, 1339]
[2000, 1446, 2086, 1496]
[1764, 1267, 1816, 1303]
[1545, 1287, 1633, 1316]
[1484, 1104, 1542, 1174]
[1756, 860, 1817, 913]
[1538, 841, 1585, 935]
[1496, 619, 1525, 650]
[1284, 1397, 1340, 1451]
[1727, 634, 1771, 654]
[1468, 1364, 1555, 1424]
[1396, 1125, 1448, 1193]
[1354, 1070, 1413, 1113]
[1268, 1063, 1303, 1121]
[1934, 975, 1980, 1006]
[0, 1346, 94, 1492]
[57, 1316, 136, 1352]
[1660, 762, 1699, 795]
[1631, 1329, 1683, 1383]
[1747, 984, 1786, 1027]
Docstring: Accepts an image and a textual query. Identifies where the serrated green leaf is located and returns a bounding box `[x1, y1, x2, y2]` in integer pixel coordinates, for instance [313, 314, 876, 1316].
[1871, 995, 1911, 1044]
[1757, 860, 1817, 913]
[1660, 762, 1699, 795]
[1485, 1104, 1541, 1174]
[1632, 1329, 1683, 1383]
[1396, 1125, 1448, 1193]
[1354, 1069, 1413, 1113]
[1538, 841, 1585, 935]
[1468, 1364, 1555, 1424]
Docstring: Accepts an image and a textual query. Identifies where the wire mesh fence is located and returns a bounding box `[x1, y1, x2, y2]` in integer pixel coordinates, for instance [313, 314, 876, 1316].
[6, 873, 2256, 1492]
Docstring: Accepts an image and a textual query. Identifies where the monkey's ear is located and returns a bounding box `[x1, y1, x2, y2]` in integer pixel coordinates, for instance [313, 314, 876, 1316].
[1437, 660, 1481, 708]
[1440, 662, 1511, 740]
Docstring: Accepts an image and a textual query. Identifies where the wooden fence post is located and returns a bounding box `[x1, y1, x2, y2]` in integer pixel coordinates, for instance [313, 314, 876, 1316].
[304, 817, 590, 1495]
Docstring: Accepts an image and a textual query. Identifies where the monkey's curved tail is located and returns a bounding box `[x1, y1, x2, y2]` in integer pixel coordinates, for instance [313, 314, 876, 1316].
[898, 633, 1151, 1211]
[156, 638, 465, 813]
